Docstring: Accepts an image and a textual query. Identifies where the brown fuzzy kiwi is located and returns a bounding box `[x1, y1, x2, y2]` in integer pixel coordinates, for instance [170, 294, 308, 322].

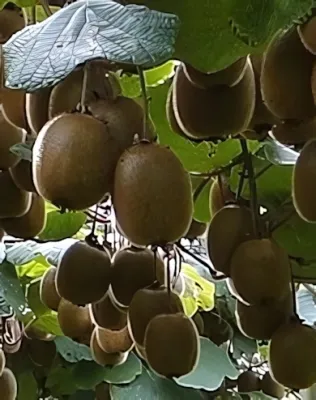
[206, 205, 255, 276]
[24, 325, 55, 341]
[0, 349, 6, 375]
[201, 311, 232, 346]
[0, 193, 45, 238]
[33, 112, 121, 210]
[0, 368, 17, 400]
[261, 371, 285, 399]
[185, 219, 207, 239]
[0, 171, 32, 218]
[96, 326, 133, 354]
[113, 141, 193, 246]
[271, 119, 316, 145]
[0, 8, 24, 44]
[144, 313, 199, 378]
[27, 339, 56, 367]
[56, 242, 111, 305]
[183, 57, 248, 89]
[230, 238, 291, 304]
[172, 60, 255, 140]
[128, 287, 184, 346]
[88, 96, 156, 151]
[269, 320, 316, 389]
[0, 228, 4, 241]
[0, 109, 25, 169]
[10, 159, 36, 193]
[90, 328, 128, 367]
[110, 247, 164, 308]
[261, 27, 316, 120]
[57, 298, 93, 339]
[237, 371, 261, 393]
[90, 292, 127, 330]
[292, 138, 316, 222]
[134, 343, 147, 360]
[40, 266, 61, 312]
[95, 383, 111, 400]
[1, 88, 27, 130]
[209, 176, 235, 217]
[26, 87, 52, 135]
[298, 16, 316, 54]
[236, 291, 293, 340]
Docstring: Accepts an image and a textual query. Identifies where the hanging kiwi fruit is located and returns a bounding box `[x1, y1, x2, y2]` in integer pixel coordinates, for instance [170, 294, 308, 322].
[56, 242, 111, 305]
[0, 368, 17, 400]
[184, 219, 207, 239]
[0, 349, 5, 376]
[209, 175, 235, 217]
[39, 266, 61, 312]
[27, 339, 56, 367]
[33, 112, 122, 210]
[96, 326, 134, 354]
[260, 371, 285, 399]
[113, 141, 193, 246]
[10, 158, 36, 193]
[0, 8, 25, 44]
[237, 370, 261, 393]
[26, 87, 52, 135]
[201, 311, 232, 346]
[298, 15, 316, 54]
[271, 118, 316, 145]
[90, 292, 127, 330]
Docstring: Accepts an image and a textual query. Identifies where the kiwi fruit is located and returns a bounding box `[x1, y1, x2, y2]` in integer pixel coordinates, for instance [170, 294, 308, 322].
[298, 16, 316, 54]
[185, 219, 207, 239]
[269, 320, 316, 389]
[0, 228, 4, 241]
[134, 342, 147, 360]
[1, 88, 27, 130]
[27, 338, 56, 367]
[40, 266, 61, 311]
[201, 311, 232, 346]
[24, 325, 55, 341]
[261, 27, 316, 120]
[88, 96, 156, 150]
[0, 8, 24, 44]
[0, 171, 32, 218]
[26, 87, 52, 135]
[90, 292, 127, 330]
[271, 119, 316, 145]
[230, 238, 291, 304]
[0, 349, 6, 375]
[33, 112, 121, 210]
[237, 370, 260, 393]
[209, 176, 235, 217]
[95, 383, 111, 400]
[206, 205, 255, 276]
[172, 60, 255, 140]
[96, 326, 133, 353]
[57, 298, 93, 339]
[144, 313, 199, 378]
[261, 371, 285, 399]
[236, 291, 293, 340]
[292, 138, 316, 222]
[0, 193, 45, 238]
[90, 327, 128, 367]
[128, 287, 184, 346]
[0, 109, 25, 169]
[183, 57, 247, 89]
[56, 242, 111, 305]
[192, 312, 204, 335]
[113, 141, 193, 246]
[0, 368, 17, 400]
[110, 247, 164, 307]
[10, 159, 36, 193]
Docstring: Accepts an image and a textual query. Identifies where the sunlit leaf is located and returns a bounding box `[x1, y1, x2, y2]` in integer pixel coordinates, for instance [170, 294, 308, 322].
[38, 211, 86, 241]
[32, 312, 63, 336]
[16, 256, 50, 279]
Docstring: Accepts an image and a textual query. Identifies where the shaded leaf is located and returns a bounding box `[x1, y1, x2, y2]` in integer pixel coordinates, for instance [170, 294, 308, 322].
[10, 142, 33, 162]
[72, 361, 107, 390]
[4, 0, 180, 91]
[69, 390, 95, 400]
[264, 140, 299, 166]
[232, 332, 258, 360]
[193, 179, 212, 223]
[175, 337, 238, 390]
[17, 370, 38, 400]
[32, 312, 63, 336]
[55, 336, 93, 363]
[103, 352, 142, 384]
[26, 280, 49, 317]
[46, 364, 77, 396]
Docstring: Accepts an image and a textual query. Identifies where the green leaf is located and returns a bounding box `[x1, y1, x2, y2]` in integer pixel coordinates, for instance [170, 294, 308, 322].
[46, 364, 77, 396]
[32, 312, 63, 336]
[17, 371, 38, 400]
[0, 0, 36, 9]
[232, 332, 258, 360]
[193, 179, 212, 223]
[72, 361, 107, 390]
[24, 5, 60, 22]
[111, 367, 203, 400]
[26, 280, 49, 317]
[264, 140, 299, 166]
[69, 390, 95, 400]
[38, 211, 86, 241]
[55, 336, 92, 363]
[175, 337, 239, 391]
[16, 256, 50, 279]
[103, 352, 142, 384]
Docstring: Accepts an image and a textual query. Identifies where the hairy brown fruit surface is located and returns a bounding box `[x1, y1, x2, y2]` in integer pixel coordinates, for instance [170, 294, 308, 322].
[1, 87, 27, 130]
[0, 194, 45, 238]
[271, 119, 316, 145]
[56, 242, 111, 305]
[90, 328, 127, 367]
[0, 349, 6, 376]
[10, 159, 37, 193]
[57, 299, 93, 339]
[27, 339, 56, 367]
[26, 87, 52, 135]
[261, 28, 316, 119]
[201, 311, 232, 345]
[269, 321, 316, 389]
[33, 113, 121, 210]
[90, 293, 127, 330]
[96, 326, 133, 354]
[113, 142, 193, 246]
[209, 176, 235, 217]
[110, 247, 164, 307]
[128, 288, 183, 346]
[0, 9, 24, 43]
[237, 371, 260, 393]
[185, 219, 207, 239]
[293, 138, 316, 222]
[145, 313, 199, 378]
[0, 368, 17, 400]
[207, 205, 255, 275]
[261, 371, 285, 399]
[230, 239, 291, 304]
[0, 171, 32, 218]
[172, 61, 255, 139]
[40, 266, 61, 311]
[298, 16, 316, 54]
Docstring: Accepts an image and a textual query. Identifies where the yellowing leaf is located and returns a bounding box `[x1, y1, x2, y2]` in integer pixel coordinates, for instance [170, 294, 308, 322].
[16, 256, 50, 279]
[180, 296, 198, 318]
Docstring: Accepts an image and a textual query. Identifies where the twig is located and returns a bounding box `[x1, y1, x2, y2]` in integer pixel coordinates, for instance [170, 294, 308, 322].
[40, 0, 53, 16]
[236, 162, 246, 201]
[193, 177, 212, 203]
[137, 66, 149, 140]
[303, 283, 316, 297]
[290, 264, 298, 316]
[253, 162, 273, 180]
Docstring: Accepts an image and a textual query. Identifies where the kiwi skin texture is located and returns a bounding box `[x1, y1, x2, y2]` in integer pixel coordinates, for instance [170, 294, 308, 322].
[261, 371, 285, 399]
[209, 176, 235, 217]
[96, 326, 133, 354]
[185, 219, 207, 239]
[90, 293, 127, 331]
[298, 16, 316, 55]
[0, 9, 24, 44]
[261, 27, 316, 120]
[56, 242, 111, 305]
[237, 371, 261, 393]
[90, 328, 127, 367]
[113, 141, 193, 246]
[33, 113, 121, 211]
[0, 368, 17, 400]
[292, 138, 316, 222]
[0, 194, 46, 239]
[10, 159, 37, 193]
[0, 348, 6, 376]
[269, 321, 316, 389]
[271, 119, 316, 145]
[26, 87, 52, 135]
[144, 313, 199, 378]
[207, 205, 255, 276]
[40, 266, 61, 312]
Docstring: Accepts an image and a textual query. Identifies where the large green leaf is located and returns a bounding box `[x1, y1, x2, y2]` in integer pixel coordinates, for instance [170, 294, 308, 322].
[103, 352, 142, 384]
[193, 179, 212, 223]
[175, 337, 238, 391]
[46, 364, 77, 396]
[26, 280, 49, 317]
[72, 361, 107, 390]
[0, 0, 35, 9]
[32, 312, 63, 336]
[55, 336, 92, 363]
[38, 211, 86, 241]
[16, 256, 50, 279]
[17, 371, 38, 400]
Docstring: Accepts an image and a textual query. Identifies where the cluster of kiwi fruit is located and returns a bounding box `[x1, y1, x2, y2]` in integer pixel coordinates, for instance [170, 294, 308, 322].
[0, 347, 17, 400]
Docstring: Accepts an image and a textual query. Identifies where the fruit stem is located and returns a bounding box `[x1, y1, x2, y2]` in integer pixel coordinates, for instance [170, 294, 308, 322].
[40, 0, 53, 17]
[137, 66, 149, 140]
[240, 139, 261, 239]
[290, 268, 298, 316]
[0, 45, 4, 90]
